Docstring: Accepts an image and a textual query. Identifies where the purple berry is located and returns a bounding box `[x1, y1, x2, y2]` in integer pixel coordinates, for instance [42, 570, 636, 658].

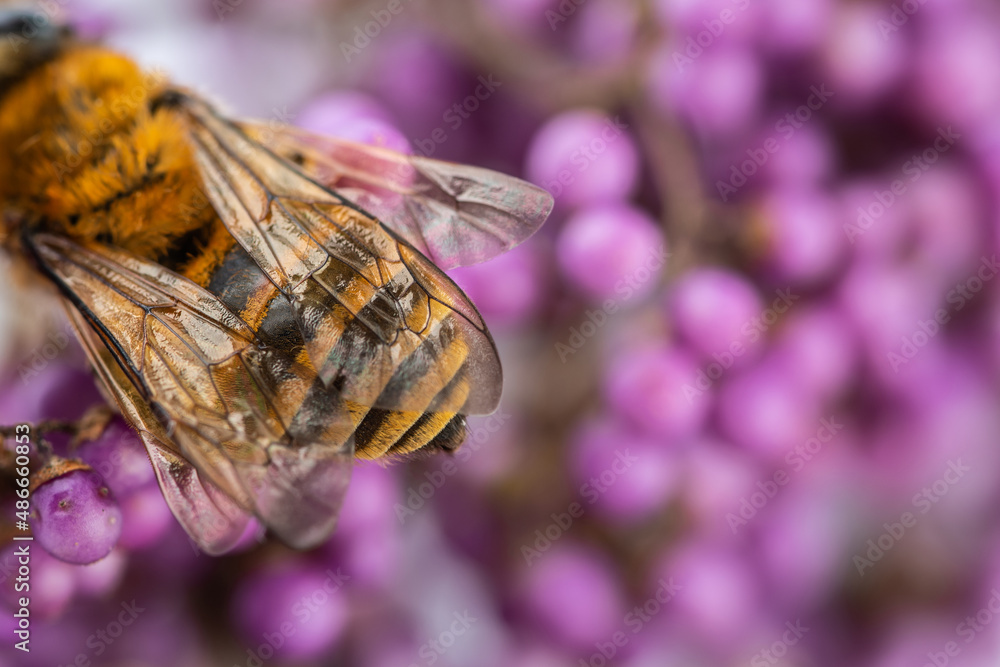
[324, 464, 401, 589]
[77, 417, 155, 497]
[756, 489, 846, 609]
[233, 563, 348, 660]
[605, 345, 710, 441]
[570, 418, 678, 521]
[913, 16, 1000, 128]
[681, 439, 766, 534]
[297, 91, 411, 152]
[526, 110, 640, 209]
[556, 203, 666, 301]
[761, 124, 834, 189]
[716, 359, 820, 460]
[74, 547, 127, 597]
[449, 241, 549, 329]
[650, 44, 763, 138]
[117, 485, 174, 550]
[654, 0, 760, 42]
[519, 543, 625, 650]
[656, 542, 763, 647]
[821, 3, 906, 105]
[30, 467, 122, 564]
[297, 91, 394, 132]
[758, 0, 833, 55]
[756, 187, 846, 286]
[668, 267, 764, 365]
[769, 305, 858, 399]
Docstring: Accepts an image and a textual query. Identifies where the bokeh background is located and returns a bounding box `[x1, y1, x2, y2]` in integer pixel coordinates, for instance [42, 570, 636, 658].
[3, 0, 1000, 665]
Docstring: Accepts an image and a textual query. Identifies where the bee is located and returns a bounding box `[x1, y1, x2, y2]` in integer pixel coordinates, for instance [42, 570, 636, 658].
[0, 9, 552, 553]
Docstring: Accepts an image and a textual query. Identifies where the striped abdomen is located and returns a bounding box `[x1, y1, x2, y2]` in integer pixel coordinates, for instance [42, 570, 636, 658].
[188, 227, 469, 459]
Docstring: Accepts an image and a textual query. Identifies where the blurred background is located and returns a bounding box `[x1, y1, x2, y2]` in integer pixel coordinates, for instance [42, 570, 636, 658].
[3, 0, 1000, 665]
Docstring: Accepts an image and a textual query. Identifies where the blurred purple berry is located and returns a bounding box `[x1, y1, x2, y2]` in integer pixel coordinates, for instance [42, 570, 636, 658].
[770, 305, 857, 399]
[762, 124, 834, 189]
[77, 417, 154, 497]
[118, 485, 175, 550]
[570, 418, 677, 521]
[668, 267, 764, 365]
[758, 0, 832, 54]
[519, 544, 625, 651]
[605, 345, 710, 441]
[233, 564, 348, 661]
[757, 187, 845, 285]
[297, 91, 411, 152]
[821, 3, 906, 105]
[556, 203, 665, 301]
[526, 110, 640, 209]
[449, 242, 549, 329]
[650, 45, 763, 138]
[716, 359, 820, 460]
[74, 547, 127, 597]
[657, 542, 763, 646]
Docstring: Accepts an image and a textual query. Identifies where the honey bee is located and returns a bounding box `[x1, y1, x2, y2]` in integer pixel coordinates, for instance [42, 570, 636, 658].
[0, 10, 552, 553]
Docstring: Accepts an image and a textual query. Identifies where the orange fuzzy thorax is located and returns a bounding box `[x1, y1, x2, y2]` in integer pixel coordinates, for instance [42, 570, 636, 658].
[0, 46, 215, 260]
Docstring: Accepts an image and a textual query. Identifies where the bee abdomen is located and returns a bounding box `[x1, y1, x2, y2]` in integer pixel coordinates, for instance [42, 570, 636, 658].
[202, 241, 472, 460]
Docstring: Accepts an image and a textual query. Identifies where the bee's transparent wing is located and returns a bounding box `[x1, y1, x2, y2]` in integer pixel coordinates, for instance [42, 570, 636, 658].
[239, 121, 555, 270]
[33, 234, 354, 551]
[61, 302, 251, 555]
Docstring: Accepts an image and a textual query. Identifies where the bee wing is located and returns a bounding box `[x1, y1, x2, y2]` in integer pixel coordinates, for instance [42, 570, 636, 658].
[63, 303, 251, 555]
[237, 121, 555, 270]
[182, 97, 503, 415]
[30, 233, 354, 551]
